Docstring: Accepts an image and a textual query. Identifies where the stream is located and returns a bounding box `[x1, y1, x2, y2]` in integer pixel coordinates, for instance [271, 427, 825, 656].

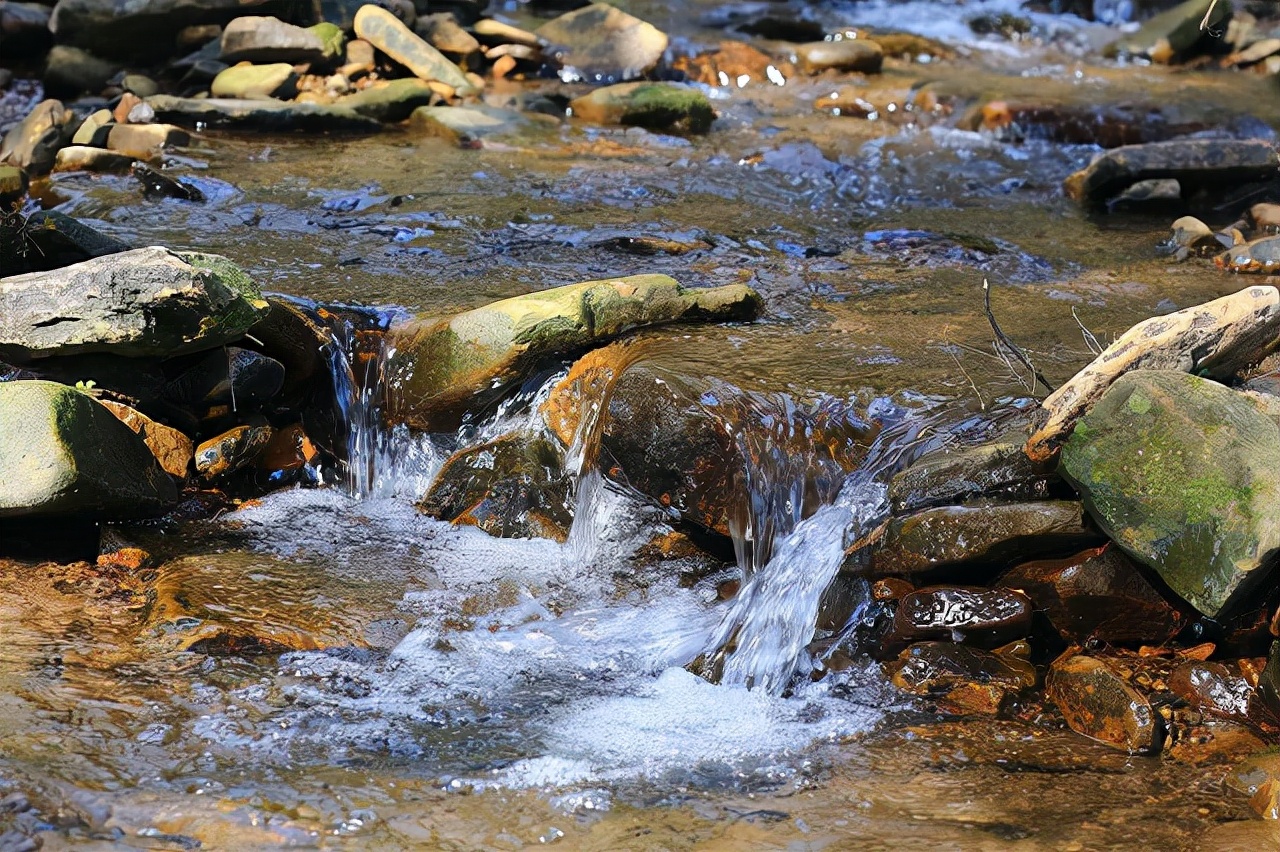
[4, 0, 1280, 848]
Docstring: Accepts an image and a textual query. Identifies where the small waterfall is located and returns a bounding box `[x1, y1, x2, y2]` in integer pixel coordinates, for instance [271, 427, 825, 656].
[705, 398, 943, 695]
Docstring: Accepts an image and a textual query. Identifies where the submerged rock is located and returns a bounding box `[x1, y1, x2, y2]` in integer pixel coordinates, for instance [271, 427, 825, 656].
[1059, 370, 1280, 618]
[569, 83, 715, 134]
[889, 586, 1033, 648]
[999, 545, 1186, 645]
[418, 431, 573, 540]
[336, 78, 436, 122]
[889, 431, 1056, 515]
[890, 641, 1036, 714]
[0, 247, 269, 361]
[1226, 752, 1280, 820]
[353, 4, 476, 95]
[146, 95, 381, 132]
[408, 104, 543, 142]
[1048, 654, 1163, 753]
[0, 381, 178, 518]
[0, 99, 76, 175]
[535, 2, 668, 83]
[385, 275, 762, 432]
[1063, 139, 1278, 207]
[132, 163, 205, 201]
[869, 500, 1094, 576]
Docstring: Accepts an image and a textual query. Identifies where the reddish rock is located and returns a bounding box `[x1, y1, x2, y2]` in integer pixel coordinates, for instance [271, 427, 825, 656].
[999, 544, 1185, 645]
[1047, 654, 1163, 753]
[890, 585, 1032, 648]
[99, 399, 193, 480]
[1168, 660, 1261, 727]
[889, 641, 1036, 715]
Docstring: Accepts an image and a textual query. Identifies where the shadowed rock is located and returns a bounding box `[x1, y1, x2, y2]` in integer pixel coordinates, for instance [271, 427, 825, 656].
[146, 95, 381, 132]
[1063, 139, 1277, 207]
[385, 275, 762, 432]
[0, 99, 76, 175]
[1048, 654, 1163, 752]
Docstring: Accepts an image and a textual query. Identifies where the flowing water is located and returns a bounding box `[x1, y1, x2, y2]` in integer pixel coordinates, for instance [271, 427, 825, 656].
[5, 0, 1280, 847]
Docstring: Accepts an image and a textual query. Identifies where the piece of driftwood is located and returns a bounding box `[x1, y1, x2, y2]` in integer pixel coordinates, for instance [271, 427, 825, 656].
[1025, 286, 1280, 461]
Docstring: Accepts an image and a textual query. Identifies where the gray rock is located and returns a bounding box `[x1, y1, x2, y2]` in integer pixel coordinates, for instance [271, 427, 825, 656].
[0, 246, 269, 361]
[43, 45, 123, 98]
[353, 4, 476, 94]
[535, 2, 668, 83]
[210, 62, 298, 99]
[414, 12, 480, 55]
[336, 78, 436, 121]
[0, 99, 76, 175]
[0, 380, 178, 518]
[1106, 0, 1231, 63]
[220, 15, 327, 65]
[105, 123, 191, 157]
[890, 432, 1055, 514]
[793, 38, 884, 75]
[1060, 369, 1280, 618]
[408, 104, 543, 142]
[0, 2, 52, 59]
[121, 73, 160, 97]
[146, 95, 381, 132]
[1064, 139, 1278, 207]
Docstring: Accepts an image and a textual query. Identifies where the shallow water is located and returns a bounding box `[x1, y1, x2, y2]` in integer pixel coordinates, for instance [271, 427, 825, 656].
[4, 0, 1280, 846]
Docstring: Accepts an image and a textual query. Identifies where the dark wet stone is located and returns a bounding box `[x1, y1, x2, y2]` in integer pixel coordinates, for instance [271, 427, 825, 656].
[0, 98, 76, 175]
[0, 380, 178, 518]
[1258, 640, 1280, 719]
[869, 500, 1095, 576]
[145, 95, 381, 132]
[793, 38, 883, 75]
[163, 346, 285, 411]
[132, 162, 205, 202]
[889, 432, 1056, 515]
[257, 423, 320, 475]
[570, 83, 715, 134]
[247, 297, 331, 401]
[0, 164, 26, 211]
[220, 15, 327, 65]
[1060, 370, 1280, 618]
[1226, 752, 1280, 819]
[336, 78, 437, 122]
[1063, 139, 1278, 208]
[1047, 654, 1163, 753]
[889, 586, 1033, 648]
[418, 430, 573, 541]
[890, 641, 1036, 714]
[998, 544, 1186, 645]
[414, 12, 480, 56]
[0, 247, 268, 361]
[196, 424, 274, 479]
[734, 16, 824, 42]
[43, 45, 121, 99]
[2, 210, 131, 276]
[0, 2, 51, 60]
[535, 2, 668, 84]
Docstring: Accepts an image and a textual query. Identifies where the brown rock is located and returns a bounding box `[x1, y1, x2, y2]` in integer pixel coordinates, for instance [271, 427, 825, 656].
[541, 341, 648, 449]
[257, 423, 318, 473]
[1226, 752, 1280, 820]
[113, 92, 142, 124]
[1047, 654, 1163, 752]
[889, 585, 1033, 648]
[98, 400, 192, 479]
[889, 641, 1036, 714]
[672, 41, 792, 87]
[793, 38, 883, 75]
[195, 424, 272, 479]
[1168, 660, 1261, 726]
[999, 544, 1186, 645]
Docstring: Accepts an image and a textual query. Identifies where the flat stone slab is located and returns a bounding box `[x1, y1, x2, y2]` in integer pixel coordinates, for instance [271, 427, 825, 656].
[1064, 139, 1278, 207]
[146, 95, 380, 132]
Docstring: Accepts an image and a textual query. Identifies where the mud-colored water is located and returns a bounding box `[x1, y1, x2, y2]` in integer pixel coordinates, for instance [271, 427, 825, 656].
[5, 0, 1280, 847]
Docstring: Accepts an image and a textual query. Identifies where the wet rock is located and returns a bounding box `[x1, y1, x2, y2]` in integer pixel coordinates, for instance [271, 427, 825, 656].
[415, 12, 480, 56]
[1217, 235, 1280, 274]
[889, 433, 1055, 515]
[52, 145, 139, 173]
[889, 586, 1033, 648]
[793, 38, 883, 75]
[890, 641, 1036, 714]
[7, 210, 131, 274]
[336, 78, 436, 121]
[472, 18, 539, 47]
[1257, 640, 1280, 719]
[121, 73, 159, 98]
[540, 341, 646, 448]
[671, 40, 792, 88]
[418, 431, 573, 540]
[999, 544, 1186, 645]
[1162, 215, 1223, 261]
[0, 380, 178, 518]
[1027, 287, 1280, 461]
[247, 297, 330, 400]
[163, 346, 285, 413]
[106, 124, 190, 159]
[196, 424, 274, 479]
[1226, 752, 1280, 819]
[0, 246, 268, 361]
[98, 400, 193, 479]
[1047, 654, 1163, 752]
[0, 164, 26, 211]
[0, 99, 76, 175]
[220, 16, 328, 65]
[1168, 660, 1260, 726]
[131, 162, 205, 201]
[535, 2, 668, 83]
[49, 0, 297, 61]
[0, 2, 51, 59]
[211, 62, 299, 99]
[569, 83, 714, 134]
[1107, 0, 1231, 63]
[71, 108, 111, 146]
[869, 500, 1094, 576]
[1251, 203, 1280, 234]
[258, 423, 320, 474]
[1063, 139, 1278, 207]
[1060, 370, 1280, 618]
[385, 275, 761, 431]
[353, 4, 476, 95]
[145, 95, 381, 132]
[408, 104, 542, 143]
[43, 45, 121, 100]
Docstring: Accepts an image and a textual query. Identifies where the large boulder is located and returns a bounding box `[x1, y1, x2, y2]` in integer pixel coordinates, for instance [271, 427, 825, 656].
[1059, 370, 1280, 618]
[0, 380, 178, 518]
[384, 275, 762, 431]
[0, 246, 269, 361]
[535, 2, 668, 83]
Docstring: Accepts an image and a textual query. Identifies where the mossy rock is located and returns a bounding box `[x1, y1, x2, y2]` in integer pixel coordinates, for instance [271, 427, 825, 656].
[570, 83, 715, 134]
[1060, 369, 1280, 617]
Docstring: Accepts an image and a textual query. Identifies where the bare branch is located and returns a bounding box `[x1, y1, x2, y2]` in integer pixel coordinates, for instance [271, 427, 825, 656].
[982, 279, 1056, 395]
[1072, 306, 1103, 355]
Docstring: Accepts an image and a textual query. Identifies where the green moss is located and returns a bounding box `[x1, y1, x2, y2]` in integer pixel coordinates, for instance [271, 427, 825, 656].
[619, 85, 715, 134]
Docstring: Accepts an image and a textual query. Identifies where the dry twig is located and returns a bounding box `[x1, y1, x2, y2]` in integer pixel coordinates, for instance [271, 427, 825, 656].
[982, 279, 1055, 395]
